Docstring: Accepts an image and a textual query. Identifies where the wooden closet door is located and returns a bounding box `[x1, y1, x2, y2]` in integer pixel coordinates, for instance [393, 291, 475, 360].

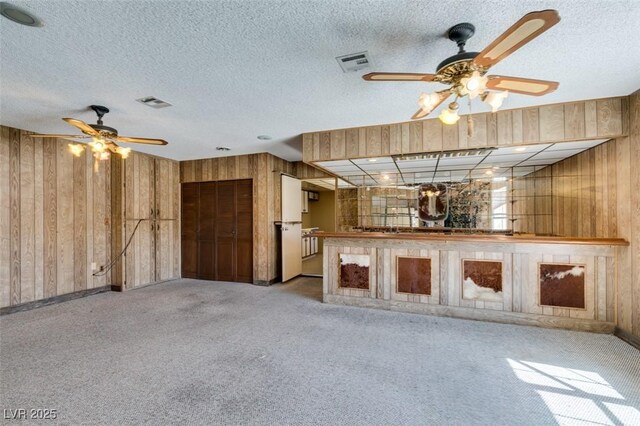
[198, 182, 217, 280]
[216, 181, 236, 281]
[124, 153, 155, 288]
[155, 158, 180, 281]
[181, 183, 199, 278]
[235, 179, 253, 283]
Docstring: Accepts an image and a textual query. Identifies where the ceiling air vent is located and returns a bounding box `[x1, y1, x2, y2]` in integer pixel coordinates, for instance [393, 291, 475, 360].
[336, 51, 372, 73]
[136, 96, 172, 108]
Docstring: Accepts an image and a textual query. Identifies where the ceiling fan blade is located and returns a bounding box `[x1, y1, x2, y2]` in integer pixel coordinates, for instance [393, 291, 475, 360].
[63, 118, 99, 136]
[411, 91, 451, 120]
[28, 134, 88, 139]
[486, 75, 559, 96]
[363, 72, 437, 82]
[473, 10, 560, 69]
[116, 136, 168, 145]
[106, 141, 119, 153]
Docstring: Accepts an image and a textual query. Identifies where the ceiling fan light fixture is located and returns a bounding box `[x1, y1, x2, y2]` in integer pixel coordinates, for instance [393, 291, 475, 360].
[68, 143, 85, 157]
[439, 102, 460, 125]
[94, 151, 110, 161]
[90, 140, 107, 153]
[483, 90, 509, 112]
[116, 146, 131, 159]
[418, 92, 443, 113]
[460, 71, 488, 99]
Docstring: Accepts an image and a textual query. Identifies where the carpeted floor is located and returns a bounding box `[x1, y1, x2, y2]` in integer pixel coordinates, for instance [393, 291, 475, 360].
[1, 277, 639, 425]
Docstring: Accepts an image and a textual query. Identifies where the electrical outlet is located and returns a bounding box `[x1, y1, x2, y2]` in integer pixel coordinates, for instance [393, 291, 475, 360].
[91, 262, 97, 271]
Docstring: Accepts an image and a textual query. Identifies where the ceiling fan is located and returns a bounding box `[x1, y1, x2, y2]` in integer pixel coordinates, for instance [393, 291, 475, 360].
[363, 10, 560, 123]
[29, 105, 168, 160]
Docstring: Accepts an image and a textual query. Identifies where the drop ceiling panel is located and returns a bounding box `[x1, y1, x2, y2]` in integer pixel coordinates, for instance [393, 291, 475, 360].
[546, 139, 609, 151]
[351, 157, 394, 165]
[316, 160, 352, 167]
[491, 144, 552, 156]
[314, 138, 613, 186]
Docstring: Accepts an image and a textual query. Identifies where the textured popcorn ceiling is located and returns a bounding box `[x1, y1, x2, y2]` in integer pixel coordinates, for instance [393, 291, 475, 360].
[1, 0, 639, 161]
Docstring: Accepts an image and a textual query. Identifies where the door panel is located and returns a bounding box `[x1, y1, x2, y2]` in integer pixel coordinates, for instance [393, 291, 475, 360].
[198, 241, 216, 280]
[281, 175, 302, 222]
[216, 181, 236, 282]
[281, 175, 302, 282]
[198, 182, 216, 278]
[216, 239, 235, 281]
[125, 154, 155, 288]
[181, 183, 199, 278]
[155, 159, 180, 281]
[282, 223, 302, 281]
[181, 179, 254, 283]
[181, 239, 198, 278]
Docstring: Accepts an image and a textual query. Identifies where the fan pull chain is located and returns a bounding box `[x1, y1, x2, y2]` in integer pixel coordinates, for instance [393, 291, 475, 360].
[467, 97, 474, 138]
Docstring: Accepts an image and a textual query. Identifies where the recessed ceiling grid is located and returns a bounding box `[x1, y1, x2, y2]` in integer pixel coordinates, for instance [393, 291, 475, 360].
[315, 139, 609, 186]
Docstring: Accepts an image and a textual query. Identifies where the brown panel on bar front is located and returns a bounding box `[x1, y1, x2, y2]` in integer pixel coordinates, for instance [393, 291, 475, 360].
[397, 257, 431, 295]
[339, 254, 369, 289]
[463, 260, 503, 292]
[540, 263, 586, 309]
[462, 259, 503, 302]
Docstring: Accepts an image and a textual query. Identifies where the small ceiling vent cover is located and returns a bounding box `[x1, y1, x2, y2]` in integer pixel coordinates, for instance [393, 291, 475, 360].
[336, 51, 372, 73]
[136, 96, 172, 108]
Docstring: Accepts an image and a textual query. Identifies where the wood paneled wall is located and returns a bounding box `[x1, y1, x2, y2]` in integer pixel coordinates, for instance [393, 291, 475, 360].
[180, 154, 331, 283]
[513, 139, 618, 238]
[513, 91, 640, 343]
[0, 126, 111, 308]
[181, 153, 275, 283]
[302, 97, 627, 163]
[111, 153, 181, 290]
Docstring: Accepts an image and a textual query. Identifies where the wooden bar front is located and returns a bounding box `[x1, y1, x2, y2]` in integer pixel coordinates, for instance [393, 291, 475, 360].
[316, 232, 628, 333]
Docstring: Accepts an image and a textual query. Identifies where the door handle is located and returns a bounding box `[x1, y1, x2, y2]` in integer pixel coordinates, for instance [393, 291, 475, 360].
[231, 229, 236, 235]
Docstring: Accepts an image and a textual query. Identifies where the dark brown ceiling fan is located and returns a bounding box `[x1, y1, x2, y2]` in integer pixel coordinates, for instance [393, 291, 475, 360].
[29, 105, 168, 159]
[363, 10, 561, 122]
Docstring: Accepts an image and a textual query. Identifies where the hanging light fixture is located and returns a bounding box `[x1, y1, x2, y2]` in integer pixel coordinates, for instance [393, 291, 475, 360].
[418, 92, 443, 114]
[482, 91, 509, 112]
[115, 146, 131, 159]
[459, 70, 488, 99]
[68, 143, 85, 157]
[439, 102, 460, 125]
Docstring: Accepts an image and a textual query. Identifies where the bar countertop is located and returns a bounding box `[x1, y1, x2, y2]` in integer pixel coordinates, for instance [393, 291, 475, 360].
[311, 231, 629, 246]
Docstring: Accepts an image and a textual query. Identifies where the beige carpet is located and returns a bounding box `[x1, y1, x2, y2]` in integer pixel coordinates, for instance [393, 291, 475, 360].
[1, 277, 639, 425]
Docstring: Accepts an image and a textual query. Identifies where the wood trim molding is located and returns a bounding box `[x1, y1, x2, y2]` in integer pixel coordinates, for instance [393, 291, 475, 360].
[615, 327, 640, 351]
[0, 285, 111, 315]
[302, 97, 627, 163]
[324, 294, 616, 334]
[313, 231, 629, 246]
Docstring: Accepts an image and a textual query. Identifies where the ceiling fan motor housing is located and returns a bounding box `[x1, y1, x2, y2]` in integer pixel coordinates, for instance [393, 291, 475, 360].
[89, 123, 118, 137]
[435, 22, 481, 84]
[88, 105, 118, 136]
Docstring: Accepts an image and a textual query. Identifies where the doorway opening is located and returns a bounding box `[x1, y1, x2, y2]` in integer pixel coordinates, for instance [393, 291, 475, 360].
[301, 178, 336, 277]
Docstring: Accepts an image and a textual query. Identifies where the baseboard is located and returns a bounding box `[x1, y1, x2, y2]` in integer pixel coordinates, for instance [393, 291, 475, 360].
[119, 278, 180, 291]
[1, 286, 112, 315]
[614, 327, 640, 350]
[324, 294, 616, 334]
[253, 277, 280, 286]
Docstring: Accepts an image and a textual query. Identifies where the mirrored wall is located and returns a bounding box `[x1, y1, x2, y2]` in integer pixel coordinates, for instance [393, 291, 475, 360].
[316, 139, 609, 234]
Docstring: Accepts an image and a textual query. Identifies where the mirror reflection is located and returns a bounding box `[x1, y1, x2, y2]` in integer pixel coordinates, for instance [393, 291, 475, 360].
[316, 140, 609, 234]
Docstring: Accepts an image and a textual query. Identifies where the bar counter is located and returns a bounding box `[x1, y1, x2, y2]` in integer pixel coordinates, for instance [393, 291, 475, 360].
[312, 231, 628, 333]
